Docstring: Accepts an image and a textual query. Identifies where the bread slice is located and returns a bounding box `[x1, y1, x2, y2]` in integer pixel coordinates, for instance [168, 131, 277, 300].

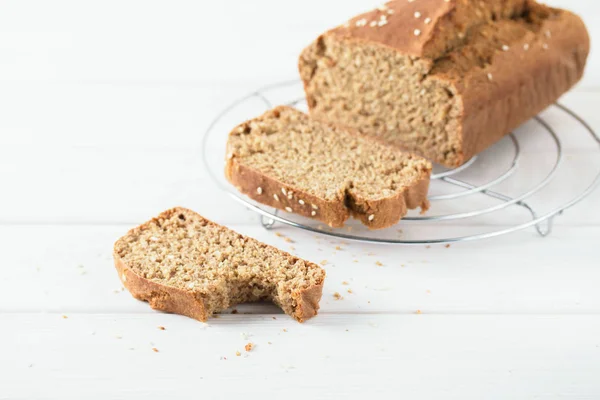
[299, 0, 589, 167]
[225, 106, 431, 230]
[113, 207, 325, 322]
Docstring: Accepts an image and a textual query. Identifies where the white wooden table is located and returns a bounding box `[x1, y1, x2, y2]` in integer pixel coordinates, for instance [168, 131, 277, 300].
[1, 1, 599, 398]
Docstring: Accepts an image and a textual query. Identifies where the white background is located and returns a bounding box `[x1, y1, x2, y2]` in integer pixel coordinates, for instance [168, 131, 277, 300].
[0, 1, 599, 399]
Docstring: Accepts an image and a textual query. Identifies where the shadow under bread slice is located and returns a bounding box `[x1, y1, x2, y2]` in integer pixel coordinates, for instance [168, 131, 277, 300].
[113, 207, 325, 322]
[225, 106, 431, 230]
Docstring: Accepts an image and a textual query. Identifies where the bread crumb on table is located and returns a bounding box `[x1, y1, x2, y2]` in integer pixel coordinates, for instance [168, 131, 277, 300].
[158, 326, 166, 330]
[152, 347, 159, 353]
[62, 315, 68, 319]
[236, 351, 241, 357]
[415, 310, 422, 314]
[320, 260, 328, 266]
[333, 292, 344, 300]
[347, 289, 353, 294]
[375, 261, 384, 267]
[245, 343, 254, 352]
[342, 281, 349, 285]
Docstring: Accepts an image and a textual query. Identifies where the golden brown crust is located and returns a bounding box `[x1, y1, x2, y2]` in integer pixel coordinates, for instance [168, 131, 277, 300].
[113, 208, 325, 323]
[225, 108, 432, 230]
[456, 10, 590, 163]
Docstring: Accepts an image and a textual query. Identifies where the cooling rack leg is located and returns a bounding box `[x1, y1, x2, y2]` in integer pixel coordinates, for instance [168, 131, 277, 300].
[260, 215, 276, 230]
[533, 211, 564, 237]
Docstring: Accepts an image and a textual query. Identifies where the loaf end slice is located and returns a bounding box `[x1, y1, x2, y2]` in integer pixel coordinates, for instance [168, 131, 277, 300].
[113, 207, 325, 322]
[225, 106, 431, 230]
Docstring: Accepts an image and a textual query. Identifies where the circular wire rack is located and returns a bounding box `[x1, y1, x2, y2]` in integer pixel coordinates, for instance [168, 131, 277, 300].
[203, 80, 600, 245]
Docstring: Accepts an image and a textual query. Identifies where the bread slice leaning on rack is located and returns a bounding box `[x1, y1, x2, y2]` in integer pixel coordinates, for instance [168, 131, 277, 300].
[113, 207, 325, 322]
[225, 106, 432, 230]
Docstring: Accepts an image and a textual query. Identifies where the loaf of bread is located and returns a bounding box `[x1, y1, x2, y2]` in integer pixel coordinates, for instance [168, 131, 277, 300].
[299, 0, 589, 167]
[113, 207, 325, 322]
[225, 106, 431, 230]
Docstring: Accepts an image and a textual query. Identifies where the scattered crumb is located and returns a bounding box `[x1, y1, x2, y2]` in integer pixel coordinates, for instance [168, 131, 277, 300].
[272, 317, 277, 320]
[245, 343, 254, 352]
[152, 347, 159, 353]
[416, 310, 422, 314]
[235, 351, 241, 357]
[289, 246, 296, 251]
[342, 281, 349, 285]
[375, 261, 384, 267]
[426, 245, 431, 249]
[282, 329, 287, 332]
[158, 326, 166, 330]
[62, 315, 68, 319]
[335, 246, 342, 251]
[353, 260, 358, 263]
[275, 232, 283, 237]
[401, 264, 406, 267]
[426, 290, 431, 294]
[445, 244, 451, 248]
[284, 237, 294, 243]
[231, 309, 238, 314]
[268, 342, 272, 345]
[347, 289, 353, 294]
[320, 260, 328, 266]
[333, 292, 344, 300]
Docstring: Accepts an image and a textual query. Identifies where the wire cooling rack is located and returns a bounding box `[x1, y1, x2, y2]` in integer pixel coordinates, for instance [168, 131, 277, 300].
[202, 80, 600, 244]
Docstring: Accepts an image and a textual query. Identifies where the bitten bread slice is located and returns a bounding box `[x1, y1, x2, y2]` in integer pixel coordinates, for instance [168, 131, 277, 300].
[113, 207, 325, 322]
[225, 106, 431, 230]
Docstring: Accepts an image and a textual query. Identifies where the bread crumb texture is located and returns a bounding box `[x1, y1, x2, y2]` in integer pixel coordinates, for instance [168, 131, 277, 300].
[114, 208, 325, 322]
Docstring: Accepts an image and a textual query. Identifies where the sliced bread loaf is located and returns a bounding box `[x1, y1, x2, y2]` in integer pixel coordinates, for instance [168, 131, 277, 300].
[225, 106, 431, 230]
[113, 207, 325, 322]
[299, 0, 589, 167]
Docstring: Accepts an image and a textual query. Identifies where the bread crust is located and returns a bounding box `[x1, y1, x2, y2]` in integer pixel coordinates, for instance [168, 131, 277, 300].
[225, 108, 431, 230]
[300, 0, 590, 167]
[114, 208, 324, 323]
